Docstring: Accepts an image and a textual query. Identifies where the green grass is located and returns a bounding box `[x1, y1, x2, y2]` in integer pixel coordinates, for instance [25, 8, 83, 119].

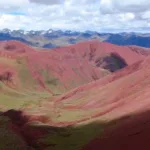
[37, 68, 65, 95]
[32, 121, 106, 150]
[17, 59, 38, 90]
[0, 81, 51, 110]
[0, 54, 108, 150]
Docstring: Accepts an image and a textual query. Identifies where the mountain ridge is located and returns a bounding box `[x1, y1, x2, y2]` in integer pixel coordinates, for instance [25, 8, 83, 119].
[0, 40, 150, 149]
[0, 29, 150, 48]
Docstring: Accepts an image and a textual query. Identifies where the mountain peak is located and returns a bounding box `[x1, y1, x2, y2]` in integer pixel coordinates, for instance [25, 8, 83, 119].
[0, 29, 149, 49]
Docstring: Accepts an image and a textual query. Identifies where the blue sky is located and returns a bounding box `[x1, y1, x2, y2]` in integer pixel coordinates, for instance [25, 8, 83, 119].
[9, 12, 26, 16]
[0, 0, 149, 32]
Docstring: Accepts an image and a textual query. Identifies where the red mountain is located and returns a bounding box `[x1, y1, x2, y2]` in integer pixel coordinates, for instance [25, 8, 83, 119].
[0, 40, 150, 150]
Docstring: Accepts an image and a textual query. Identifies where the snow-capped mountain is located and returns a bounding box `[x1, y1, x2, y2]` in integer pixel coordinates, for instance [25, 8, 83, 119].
[0, 29, 149, 49]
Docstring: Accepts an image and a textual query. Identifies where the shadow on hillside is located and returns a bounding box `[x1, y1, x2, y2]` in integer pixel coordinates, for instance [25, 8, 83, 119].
[84, 110, 150, 150]
[1, 109, 150, 150]
[95, 52, 128, 72]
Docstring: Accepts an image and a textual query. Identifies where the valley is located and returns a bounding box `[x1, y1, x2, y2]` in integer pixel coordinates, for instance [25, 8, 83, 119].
[0, 40, 150, 149]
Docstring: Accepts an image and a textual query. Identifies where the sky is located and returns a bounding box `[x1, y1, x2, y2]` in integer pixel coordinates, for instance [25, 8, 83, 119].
[0, 0, 149, 32]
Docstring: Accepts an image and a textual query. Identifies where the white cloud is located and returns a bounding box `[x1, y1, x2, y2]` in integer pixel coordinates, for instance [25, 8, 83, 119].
[142, 11, 150, 20]
[0, 0, 149, 32]
[100, 0, 150, 14]
[29, 0, 61, 5]
[0, 0, 29, 6]
[0, 14, 30, 29]
[0, 0, 29, 11]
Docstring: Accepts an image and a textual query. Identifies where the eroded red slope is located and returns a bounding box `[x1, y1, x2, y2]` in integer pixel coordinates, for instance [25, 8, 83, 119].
[0, 40, 150, 99]
[53, 56, 150, 150]
[18, 40, 150, 94]
[0, 40, 150, 149]
[4, 53, 150, 150]
[0, 40, 149, 94]
[55, 55, 150, 117]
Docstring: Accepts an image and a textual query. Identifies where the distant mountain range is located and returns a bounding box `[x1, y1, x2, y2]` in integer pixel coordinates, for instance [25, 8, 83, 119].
[0, 28, 150, 48]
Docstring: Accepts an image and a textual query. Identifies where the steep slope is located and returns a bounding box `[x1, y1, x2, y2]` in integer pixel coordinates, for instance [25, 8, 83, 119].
[3, 54, 150, 150]
[0, 40, 148, 96]
[51, 56, 150, 150]
[0, 40, 148, 110]
[0, 40, 150, 149]
[27, 40, 149, 94]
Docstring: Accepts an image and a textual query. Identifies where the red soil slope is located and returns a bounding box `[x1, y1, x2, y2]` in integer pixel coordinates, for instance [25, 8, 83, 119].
[53, 56, 150, 150]
[0, 40, 150, 149]
[0, 40, 149, 95]
[2, 51, 150, 150]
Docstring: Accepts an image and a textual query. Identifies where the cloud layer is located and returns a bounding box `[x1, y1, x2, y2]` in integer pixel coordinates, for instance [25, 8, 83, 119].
[29, 0, 61, 5]
[0, 0, 149, 32]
